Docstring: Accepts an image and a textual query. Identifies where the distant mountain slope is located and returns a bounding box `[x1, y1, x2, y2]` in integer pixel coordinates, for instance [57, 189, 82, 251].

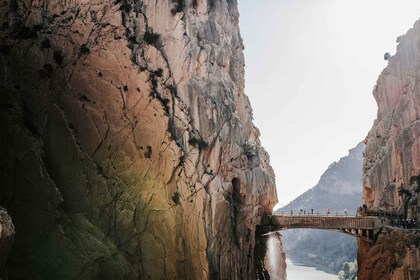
[278, 142, 364, 215]
[275, 142, 365, 273]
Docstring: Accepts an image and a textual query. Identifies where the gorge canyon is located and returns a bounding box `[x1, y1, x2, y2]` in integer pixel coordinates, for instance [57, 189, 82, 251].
[0, 0, 419, 279]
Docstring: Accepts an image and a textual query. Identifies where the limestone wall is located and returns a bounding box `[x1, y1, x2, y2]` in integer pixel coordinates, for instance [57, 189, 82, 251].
[359, 18, 420, 280]
[0, 0, 278, 278]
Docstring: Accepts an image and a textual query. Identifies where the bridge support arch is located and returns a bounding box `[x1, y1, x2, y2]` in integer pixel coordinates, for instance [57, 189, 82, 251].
[263, 215, 389, 242]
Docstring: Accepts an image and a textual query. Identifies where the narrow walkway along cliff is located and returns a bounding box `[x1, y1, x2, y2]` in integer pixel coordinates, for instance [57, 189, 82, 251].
[0, 0, 278, 279]
[359, 19, 420, 280]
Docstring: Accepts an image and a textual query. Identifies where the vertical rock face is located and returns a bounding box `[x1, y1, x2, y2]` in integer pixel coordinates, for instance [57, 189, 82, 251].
[358, 228, 420, 280]
[359, 19, 420, 280]
[0, 208, 14, 278]
[362, 19, 420, 219]
[0, 0, 277, 279]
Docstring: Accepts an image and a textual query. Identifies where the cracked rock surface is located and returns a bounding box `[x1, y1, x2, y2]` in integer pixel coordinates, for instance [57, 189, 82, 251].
[358, 228, 420, 280]
[362, 19, 420, 215]
[0, 0, 277, 279]
[0, 207, 14, 278]
[360, 19, 420, 280]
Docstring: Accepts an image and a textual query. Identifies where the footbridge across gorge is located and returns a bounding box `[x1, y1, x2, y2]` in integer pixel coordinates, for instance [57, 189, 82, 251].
[263, 215, 390, 242]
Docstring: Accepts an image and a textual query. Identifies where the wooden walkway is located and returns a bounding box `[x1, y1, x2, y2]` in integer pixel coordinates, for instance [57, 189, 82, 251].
[264, 215, 390, 242]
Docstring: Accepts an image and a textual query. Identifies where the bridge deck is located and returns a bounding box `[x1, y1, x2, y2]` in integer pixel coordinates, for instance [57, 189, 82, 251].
[271, 215, 379, 230]
[267, 215, 390, 242]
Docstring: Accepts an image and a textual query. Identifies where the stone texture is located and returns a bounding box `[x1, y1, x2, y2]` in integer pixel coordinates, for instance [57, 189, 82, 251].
[0, 0, 277, 279]
[0, 207, 14, 279]
[360, 18, 420, 280]
[362, 19, 420, 219]
[358, 228, 420, 280]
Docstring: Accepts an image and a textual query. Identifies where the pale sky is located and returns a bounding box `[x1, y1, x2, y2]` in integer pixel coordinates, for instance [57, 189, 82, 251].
[238, 0, 420, 208]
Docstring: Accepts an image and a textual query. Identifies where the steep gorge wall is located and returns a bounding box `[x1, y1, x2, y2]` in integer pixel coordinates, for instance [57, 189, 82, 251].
[359, 19, 420, 280]
[0, 208, 14, 279]
[362, 20, 420, 219]
[358, 228, 420, 280]
[0, 0, 277, 279]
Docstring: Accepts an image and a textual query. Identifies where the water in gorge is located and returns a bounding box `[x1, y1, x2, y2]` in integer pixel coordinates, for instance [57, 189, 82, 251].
[286, 259, 337, 280]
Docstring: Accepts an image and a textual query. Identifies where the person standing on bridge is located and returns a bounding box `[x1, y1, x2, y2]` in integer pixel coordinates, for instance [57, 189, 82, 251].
[345, 208, 347, 216]
[311, 209, 313, 215]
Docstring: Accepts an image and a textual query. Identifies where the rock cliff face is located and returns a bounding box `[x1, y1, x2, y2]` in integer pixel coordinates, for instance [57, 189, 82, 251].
[362, 20, 420, 220]
[359, 19, 420, 280]
[0, 0, 277, 279]
[358, 228, 420, 280]
[0, 208, 14, 278]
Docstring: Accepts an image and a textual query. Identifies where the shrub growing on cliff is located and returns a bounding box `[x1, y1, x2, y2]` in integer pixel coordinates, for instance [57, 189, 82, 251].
[338, 260, 357, 280]
[409, 175, 420, 192]
[80, 44, 90, 55]
[243, 142, 257, 159]
[171, 0, 185, 14]
[398, 186, 412, 198]
[188, 136, 208, 150]
[119, 2, 132, 13]
[152, 68, 163, 77]
[143, 30, 160, 45]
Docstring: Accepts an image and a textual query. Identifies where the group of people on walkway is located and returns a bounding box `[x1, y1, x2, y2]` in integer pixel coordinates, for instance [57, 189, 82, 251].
[389, 218, 417, 229]
[284, 208, 349, 216]
[288, 209, 314, 216]
[356, 204, 418, 229]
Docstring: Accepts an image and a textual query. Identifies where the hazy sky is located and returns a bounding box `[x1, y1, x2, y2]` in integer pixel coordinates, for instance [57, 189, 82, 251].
[238, 0, 420, 208]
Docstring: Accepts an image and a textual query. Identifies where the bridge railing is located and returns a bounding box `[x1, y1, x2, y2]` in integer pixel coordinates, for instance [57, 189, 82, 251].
[270, 215, 381, 229]
[275, 211, 358, 217]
